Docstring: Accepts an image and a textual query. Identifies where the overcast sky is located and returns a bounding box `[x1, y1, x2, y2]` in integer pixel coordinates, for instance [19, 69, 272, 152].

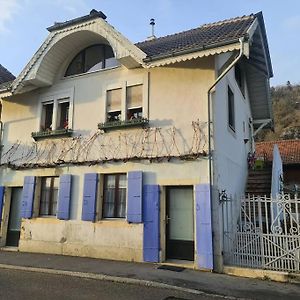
[0, 0, 299, 86]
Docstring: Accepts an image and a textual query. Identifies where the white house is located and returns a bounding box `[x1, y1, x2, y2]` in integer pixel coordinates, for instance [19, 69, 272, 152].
[0, 10, 272, 272]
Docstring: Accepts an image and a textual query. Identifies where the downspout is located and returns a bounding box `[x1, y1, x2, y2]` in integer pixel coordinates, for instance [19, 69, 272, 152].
[207, 37, 245, 270]
[0, 121, 3, 164]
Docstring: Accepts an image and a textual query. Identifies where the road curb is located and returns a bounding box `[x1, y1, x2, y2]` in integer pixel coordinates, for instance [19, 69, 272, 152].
[0, 263, 248, 300]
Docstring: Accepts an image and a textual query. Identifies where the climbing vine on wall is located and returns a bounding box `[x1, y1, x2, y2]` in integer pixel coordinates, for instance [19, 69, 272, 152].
[1, 121, 208, 169]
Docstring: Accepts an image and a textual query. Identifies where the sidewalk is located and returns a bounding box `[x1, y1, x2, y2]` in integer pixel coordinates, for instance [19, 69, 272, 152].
[0, 250, 299, 300]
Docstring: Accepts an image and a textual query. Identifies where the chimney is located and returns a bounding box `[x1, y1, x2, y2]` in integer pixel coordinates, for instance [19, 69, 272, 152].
[146, 18, 156, 41]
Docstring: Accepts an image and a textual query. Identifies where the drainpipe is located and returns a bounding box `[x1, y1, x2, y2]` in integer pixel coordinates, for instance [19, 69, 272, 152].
[0, 121, 3, 164]
[207, 37, 245, 270]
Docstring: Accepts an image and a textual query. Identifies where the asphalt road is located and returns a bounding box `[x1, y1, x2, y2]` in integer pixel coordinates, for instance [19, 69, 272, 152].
[0, 269, 228, 300]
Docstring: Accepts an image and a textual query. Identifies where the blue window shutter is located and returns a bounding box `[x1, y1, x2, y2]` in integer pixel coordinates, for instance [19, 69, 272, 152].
[143, 185, 160, 262]
[195, 184, 213, 270]
[82, 173, 98, 221]
[0, 186, 5, 225]
[57, 175, 72, 220]
[127, 171, 143, 223]
[21, 176, 35, 219]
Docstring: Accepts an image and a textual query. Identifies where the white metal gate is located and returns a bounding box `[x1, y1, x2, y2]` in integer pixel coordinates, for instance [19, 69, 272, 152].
[223, 194, 300, 273]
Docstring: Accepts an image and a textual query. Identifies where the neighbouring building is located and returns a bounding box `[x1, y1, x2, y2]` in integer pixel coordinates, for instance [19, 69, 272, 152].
[0, 64, 15, 117]
[256, 139, 300, 193]
[0, 10, 272, 272]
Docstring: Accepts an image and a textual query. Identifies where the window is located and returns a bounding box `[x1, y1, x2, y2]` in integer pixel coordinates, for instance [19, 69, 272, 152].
[107, 88, 122, 122]
[127, 85, 143, 120]
[40, 99, 70, 132]
[99, 83, 148, 130]
[228, 86, 235, 131]
[235, 64, 245, 96]
[39, 177, 59, 216]
[41, 102, 54, 131]
[65, 44, 119, 77]
[34, 89, 74, 139]
[103, 174, 127, 218]
[57, 100, 69, 129]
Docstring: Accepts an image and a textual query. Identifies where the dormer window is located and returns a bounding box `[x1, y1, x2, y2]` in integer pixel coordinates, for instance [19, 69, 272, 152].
[65, 44, 119, 77]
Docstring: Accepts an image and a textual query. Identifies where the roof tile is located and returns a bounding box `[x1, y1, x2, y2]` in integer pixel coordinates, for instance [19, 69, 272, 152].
[0, 64, 15, 85]
[256, 140, 300, 165]
[136, 14, 256, 59]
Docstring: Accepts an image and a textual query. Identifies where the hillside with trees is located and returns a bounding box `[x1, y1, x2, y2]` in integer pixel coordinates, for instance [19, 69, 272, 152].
[256, 82, 300, 141]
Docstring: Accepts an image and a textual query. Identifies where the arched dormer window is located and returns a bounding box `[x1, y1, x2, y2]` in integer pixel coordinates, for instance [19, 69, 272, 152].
[65, 44, 119, 77]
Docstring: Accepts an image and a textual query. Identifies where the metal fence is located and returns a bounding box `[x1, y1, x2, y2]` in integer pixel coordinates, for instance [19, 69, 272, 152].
[223, 194, 300, 273]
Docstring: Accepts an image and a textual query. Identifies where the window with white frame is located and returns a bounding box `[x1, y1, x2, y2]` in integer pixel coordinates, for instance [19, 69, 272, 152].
[126, 84, 143, 120]
[39, 90, 73, 133]
[41, 102, 54, 131]
[39, 176, 59, 216]
[102, 174, 127, 218]
[57, 99, 70, 130]
[106, 88, 122, 122]
[105, 84, 144, 123]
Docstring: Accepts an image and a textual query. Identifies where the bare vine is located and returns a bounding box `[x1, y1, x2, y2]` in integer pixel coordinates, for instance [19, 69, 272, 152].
[1, 121, 208, 169]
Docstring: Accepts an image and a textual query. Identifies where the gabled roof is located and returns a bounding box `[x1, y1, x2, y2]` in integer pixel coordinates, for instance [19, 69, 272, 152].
[9, 10, 272, 100]
[0, 64, 15, 85]
[256, 140, 300, 165]
[136, 12, 272, 79]
[137, 14, 255, 59]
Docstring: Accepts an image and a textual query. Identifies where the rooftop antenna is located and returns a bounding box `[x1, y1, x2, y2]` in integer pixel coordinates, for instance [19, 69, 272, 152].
[147, 18, 156, 41]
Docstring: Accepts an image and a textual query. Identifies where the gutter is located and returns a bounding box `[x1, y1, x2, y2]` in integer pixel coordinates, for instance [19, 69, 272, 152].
[207, 37, 245, 270]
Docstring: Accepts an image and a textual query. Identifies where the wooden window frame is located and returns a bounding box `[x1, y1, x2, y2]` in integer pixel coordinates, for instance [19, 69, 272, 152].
[102, 173, 127, 219]
[39, 176, 59, 217]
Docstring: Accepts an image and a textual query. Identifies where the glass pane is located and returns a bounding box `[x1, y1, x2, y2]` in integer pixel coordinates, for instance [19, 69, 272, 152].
[127, 85, 142, 109]
[228, 87, 235, 129]
[41, 103, 53, 131]
[117, 187, 126, 218]
[105, 57, 120, 68]
[51, 177, 59, 216]
[169, 188, 194, 241]
[57, 101, 69, 129]
[8, 188, 23, 231]
[105, 44, 119, 68]
[106, 175, 116, 188]
[103, 188, 115, 218]
[85, 45, 104, 72]
[107, 89, 122, 112]
[119, 174, 127, 188]
[105, 45, 114, 60]
[65, 52, 84, 76]
[127, 107, 142, 120]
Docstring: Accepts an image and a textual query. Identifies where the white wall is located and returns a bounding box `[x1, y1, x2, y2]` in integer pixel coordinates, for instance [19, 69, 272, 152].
[211, 53, 253, 271]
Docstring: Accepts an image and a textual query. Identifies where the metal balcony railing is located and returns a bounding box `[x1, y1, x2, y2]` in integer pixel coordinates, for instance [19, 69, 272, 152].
[31, 128, 73, 140]
[98, 118, 149, 131]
